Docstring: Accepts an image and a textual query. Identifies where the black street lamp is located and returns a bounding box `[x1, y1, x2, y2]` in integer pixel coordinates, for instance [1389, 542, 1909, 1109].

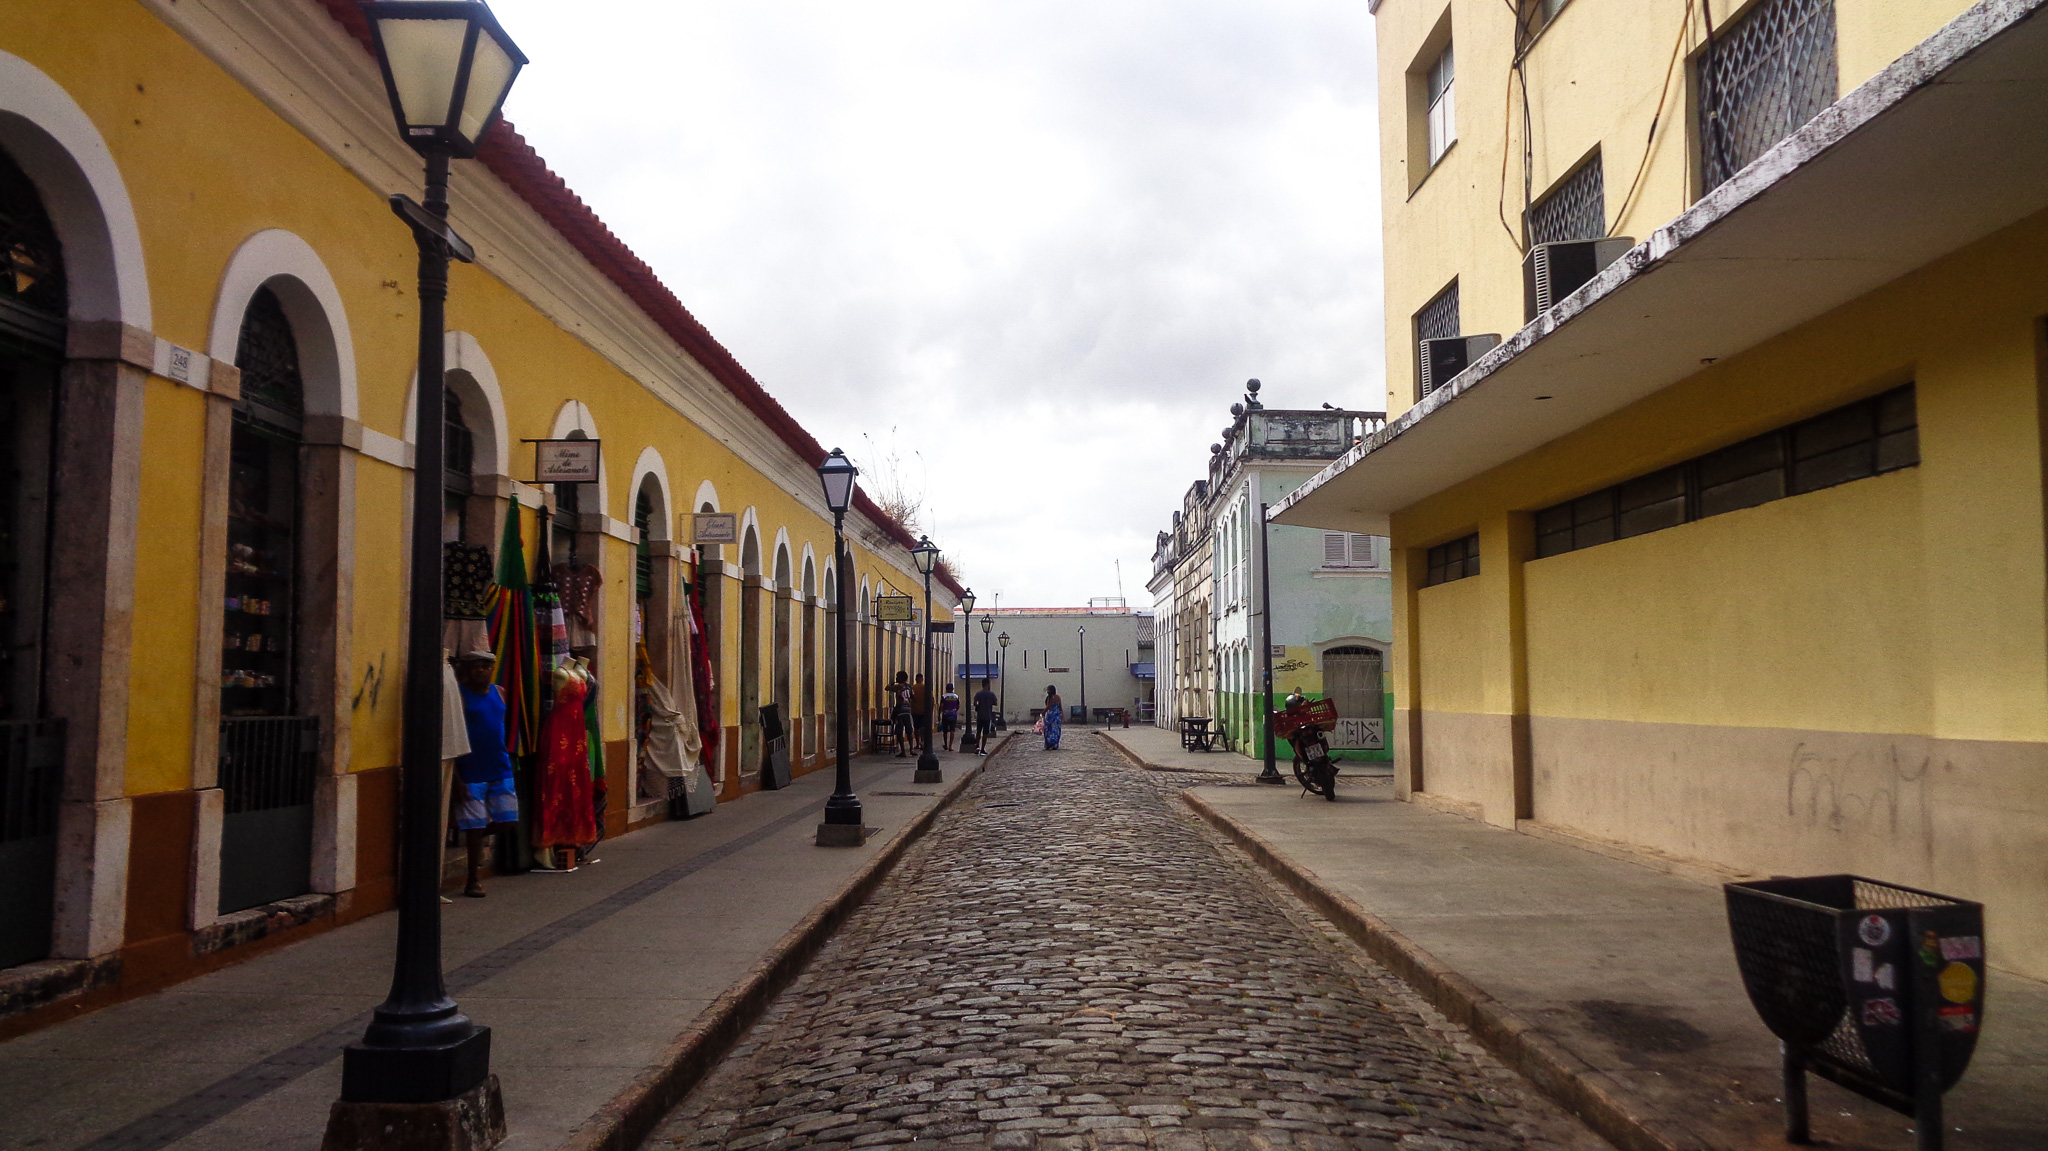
[329, 3, 524, 1143]
[1077, 625, 1087, 727]
[1257, 500, 1286, 784]
[979, 615, 994, 736]
[817, 449, 865, 845]
[910, 536, 942, 783]
[996, 632, 1010, 728]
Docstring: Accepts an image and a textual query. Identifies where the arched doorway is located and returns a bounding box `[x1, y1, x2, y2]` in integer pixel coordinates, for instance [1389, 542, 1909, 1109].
[738, 525, 762, 781]
[215, 285, 318, 914]
[801, 556, 817, 762]
[1322, 646, 1386, 751]
[693, 501, 724, 786]
[0, 143, 67, 968]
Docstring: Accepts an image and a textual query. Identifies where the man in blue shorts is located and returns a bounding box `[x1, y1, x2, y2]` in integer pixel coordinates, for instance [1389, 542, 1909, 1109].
[454, 650, 520, 897]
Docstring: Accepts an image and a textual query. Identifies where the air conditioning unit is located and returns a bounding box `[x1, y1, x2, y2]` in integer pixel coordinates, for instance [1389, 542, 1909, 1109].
[1419, 334, 1501, 397]
[1523, 237, 1634, 320]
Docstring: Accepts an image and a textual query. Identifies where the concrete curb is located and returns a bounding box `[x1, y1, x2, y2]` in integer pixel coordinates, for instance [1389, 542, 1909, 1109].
[556, 734, 1015, 1151]
[1180, 788, 1709, 1151]
[1093, 729, 1227, 774]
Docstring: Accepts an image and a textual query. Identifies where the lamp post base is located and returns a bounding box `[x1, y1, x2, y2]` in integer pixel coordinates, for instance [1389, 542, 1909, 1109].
[321, 1074, 505, 1151]
[912, 764, 944, 784]
[815, 822, 873, 847]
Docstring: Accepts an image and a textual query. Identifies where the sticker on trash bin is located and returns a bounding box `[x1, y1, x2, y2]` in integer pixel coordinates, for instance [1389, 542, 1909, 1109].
[1920, 930, 1942, 966]
[1857, 915, 1891, 946]
[1860, 997, 1902, 1026]
[1938, 1005, 1978, 1033]
[1940, 935, 1983, 961]
[1939, 961, 1978, 1005]
[1875, 963, 1895, 990]
[1852, 948, 1874, 982]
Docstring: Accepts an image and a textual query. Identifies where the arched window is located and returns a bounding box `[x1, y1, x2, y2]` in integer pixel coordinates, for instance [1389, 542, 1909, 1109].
[443, 385, 474, 542]
[224, 285, 306, 720]
[218, 284, 316, 914]
[0, 146, 66, 339]
[1321, 646, 1384, 723]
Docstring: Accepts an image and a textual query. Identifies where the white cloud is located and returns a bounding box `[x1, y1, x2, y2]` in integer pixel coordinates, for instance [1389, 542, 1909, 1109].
[488, 0, 1381, 606]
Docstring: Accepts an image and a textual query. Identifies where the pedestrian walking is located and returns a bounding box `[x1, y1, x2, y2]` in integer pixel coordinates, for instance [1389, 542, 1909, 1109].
[889, 671, 914, 756]
[1041, 684, 1063, 750]
[939, 683, 960, 752]
[452, 650, 520, 897]
[910, 673, 931, 752]
[972, 683, 997, 755]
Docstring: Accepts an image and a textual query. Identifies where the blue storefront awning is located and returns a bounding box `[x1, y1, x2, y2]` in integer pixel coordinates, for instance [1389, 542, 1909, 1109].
[1130, 663, 1155, 679]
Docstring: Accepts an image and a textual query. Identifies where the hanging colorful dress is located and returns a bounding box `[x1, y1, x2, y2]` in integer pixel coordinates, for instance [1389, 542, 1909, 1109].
[535, 671, 598, 848]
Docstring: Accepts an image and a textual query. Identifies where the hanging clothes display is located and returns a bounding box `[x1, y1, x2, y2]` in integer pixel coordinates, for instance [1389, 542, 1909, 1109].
[584, 666, 607, 851]
[686, 579, 720, 784]
[552, 562, 603, 651]
[487, 508, 540, 757]
[535, 660, 598, 853]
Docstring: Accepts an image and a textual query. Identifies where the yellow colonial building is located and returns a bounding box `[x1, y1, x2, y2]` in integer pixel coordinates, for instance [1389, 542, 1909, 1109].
[0, 0, 958, 1031]
[1278, 0, 2048, 978]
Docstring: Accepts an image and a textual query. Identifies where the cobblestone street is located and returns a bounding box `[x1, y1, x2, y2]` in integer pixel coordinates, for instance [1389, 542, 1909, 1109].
[649, 735, 1609, 1151]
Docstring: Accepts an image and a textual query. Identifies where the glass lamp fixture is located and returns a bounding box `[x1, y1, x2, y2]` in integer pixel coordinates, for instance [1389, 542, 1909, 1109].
[998, 632, 1010, 649]
[911, 535, 939, 575]
[981, 616, 994, 635]
[817, 448, 858, 514]
[959, 588, 976, 616]
[363, 0, 527, 158]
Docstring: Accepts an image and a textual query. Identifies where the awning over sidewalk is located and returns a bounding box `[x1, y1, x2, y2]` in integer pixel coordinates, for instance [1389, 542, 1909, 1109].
[1273, 0, 2048, 536]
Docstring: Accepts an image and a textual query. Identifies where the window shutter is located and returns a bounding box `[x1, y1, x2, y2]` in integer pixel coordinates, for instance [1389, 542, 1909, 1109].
[1324, 533, 1347, 564]
[1351, 534, 1376, 565]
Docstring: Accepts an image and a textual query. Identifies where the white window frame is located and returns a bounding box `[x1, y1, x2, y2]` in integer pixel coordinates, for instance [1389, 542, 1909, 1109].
[1426, 43, 1456, 166]
[1320, 532, 1385, 570]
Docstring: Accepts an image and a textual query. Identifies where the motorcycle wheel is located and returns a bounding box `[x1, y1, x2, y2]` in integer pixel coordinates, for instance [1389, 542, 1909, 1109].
[1290, 753, 1315, 792]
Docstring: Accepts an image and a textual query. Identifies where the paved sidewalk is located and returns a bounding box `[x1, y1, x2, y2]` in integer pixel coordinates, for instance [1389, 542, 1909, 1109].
[1178, 777, 2048, 1151]
[0, 746, 989, 1151]
[1099, 723, 1393, 778]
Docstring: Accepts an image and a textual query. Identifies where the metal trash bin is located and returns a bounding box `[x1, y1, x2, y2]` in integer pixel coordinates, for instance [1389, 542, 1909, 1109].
[1724, 875, 1985, 1150]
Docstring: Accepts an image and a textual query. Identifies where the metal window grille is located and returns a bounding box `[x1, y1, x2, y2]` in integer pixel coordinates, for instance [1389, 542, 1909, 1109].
[1527, 155, 1606, 247]
[444, 386, 474, 486]
[1426, 43, 1456, 164]
[635, 490, 654, 600]
[235, 287, 305, 430]
[218, 715, 318, 814]
[1415, 281, 1461, 399]
[1416, 282, 1459, 345]
[1322, 647, 1383, 721]
[1698, 0, 1837, 191]
[1534, 384, 1914, 559]
[1424, 533, 1480, 586]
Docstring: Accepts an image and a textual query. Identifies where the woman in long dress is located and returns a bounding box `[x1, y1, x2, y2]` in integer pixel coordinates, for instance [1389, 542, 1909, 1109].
[536, 660, 598, 855]
[1042, 685, 1063, 750]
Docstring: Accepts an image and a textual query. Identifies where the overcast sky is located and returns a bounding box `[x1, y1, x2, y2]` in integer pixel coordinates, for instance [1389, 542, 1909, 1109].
[489, 0, 1383, 608]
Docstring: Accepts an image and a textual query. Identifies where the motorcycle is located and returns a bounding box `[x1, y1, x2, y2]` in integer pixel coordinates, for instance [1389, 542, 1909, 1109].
[1273, 694, 1339, 801]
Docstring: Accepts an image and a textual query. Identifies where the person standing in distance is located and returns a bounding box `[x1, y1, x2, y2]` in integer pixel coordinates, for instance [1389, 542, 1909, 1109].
[972, 682, 998, 755]
[939, 682, 961, 752]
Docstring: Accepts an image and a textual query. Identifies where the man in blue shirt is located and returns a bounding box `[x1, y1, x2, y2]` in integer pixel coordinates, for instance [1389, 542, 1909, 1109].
[453, 650, 519, 897]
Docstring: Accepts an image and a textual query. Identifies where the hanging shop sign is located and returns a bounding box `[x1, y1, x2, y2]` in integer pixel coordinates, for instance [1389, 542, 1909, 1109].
[874, 594, 915, 622]
[929, 621, 955, 633]
[529, 438, 601, 484]
[688, 513, 738, 544]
